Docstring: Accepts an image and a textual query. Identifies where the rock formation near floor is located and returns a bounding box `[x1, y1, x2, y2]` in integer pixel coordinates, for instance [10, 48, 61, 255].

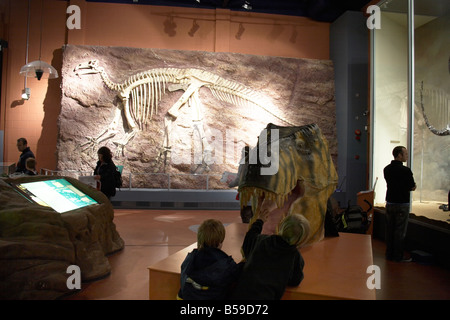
[0, 175, 124, 300]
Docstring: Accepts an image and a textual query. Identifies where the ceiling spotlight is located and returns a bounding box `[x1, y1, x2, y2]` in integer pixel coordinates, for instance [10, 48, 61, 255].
[242, 1, 252, 10]
[21, 87, 30, 100]
[380, 0, 392, 9]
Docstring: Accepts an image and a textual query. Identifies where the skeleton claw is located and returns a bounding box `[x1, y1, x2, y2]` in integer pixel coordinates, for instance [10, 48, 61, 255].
[153, 146, 171, 169]
[113, 141, 126, 158]
[79, 137, 95, 148]
[79, 137, 99, 154]
[193, 162, 211, 174]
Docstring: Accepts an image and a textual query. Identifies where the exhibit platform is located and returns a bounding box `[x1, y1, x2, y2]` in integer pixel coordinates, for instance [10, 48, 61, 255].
[111, 189, 240, 210]
[148, 223, 376, 300]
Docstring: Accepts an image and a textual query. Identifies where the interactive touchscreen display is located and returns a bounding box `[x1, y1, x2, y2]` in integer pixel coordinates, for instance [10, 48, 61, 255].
[14, 178, 98, 213]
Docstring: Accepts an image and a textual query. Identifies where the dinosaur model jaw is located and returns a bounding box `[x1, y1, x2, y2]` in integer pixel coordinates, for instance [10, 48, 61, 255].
[238, 123, 338, 246]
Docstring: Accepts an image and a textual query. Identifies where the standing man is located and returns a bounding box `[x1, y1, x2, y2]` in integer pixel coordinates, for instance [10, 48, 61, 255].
[15, 138, 35, 173]
[383, 146, 416, 262]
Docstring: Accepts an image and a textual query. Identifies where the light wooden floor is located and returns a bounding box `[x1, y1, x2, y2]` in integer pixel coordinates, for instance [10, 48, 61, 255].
[64, 209, 450, 300]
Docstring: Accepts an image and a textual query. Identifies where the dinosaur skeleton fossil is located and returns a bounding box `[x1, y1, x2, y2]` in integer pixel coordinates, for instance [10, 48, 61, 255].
[419, 81, 450, 136]
[74, 60, 294, 168]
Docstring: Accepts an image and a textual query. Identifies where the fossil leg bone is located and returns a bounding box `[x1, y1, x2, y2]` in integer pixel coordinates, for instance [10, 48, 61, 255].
[159, 79, 214, 172]
[190, 91, 213, 173]
[155, 80, 204, 169]
[79, 106, 122, 154]
[112, 93, 140, 157]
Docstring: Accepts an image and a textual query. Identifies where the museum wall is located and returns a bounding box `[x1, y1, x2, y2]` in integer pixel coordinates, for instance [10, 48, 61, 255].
[0, 0, 331, 172]
[330, 11, 369, 206]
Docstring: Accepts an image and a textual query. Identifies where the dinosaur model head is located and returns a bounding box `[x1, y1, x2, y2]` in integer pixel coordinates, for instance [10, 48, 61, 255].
[238, 123, 338, 246]
[74, 60, 103, 76]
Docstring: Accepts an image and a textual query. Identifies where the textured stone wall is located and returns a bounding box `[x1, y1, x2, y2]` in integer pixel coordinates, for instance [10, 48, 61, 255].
[58, 45, 336, 189]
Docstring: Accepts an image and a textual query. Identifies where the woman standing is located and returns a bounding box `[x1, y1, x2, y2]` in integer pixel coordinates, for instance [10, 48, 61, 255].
[94, 146, 117, 199]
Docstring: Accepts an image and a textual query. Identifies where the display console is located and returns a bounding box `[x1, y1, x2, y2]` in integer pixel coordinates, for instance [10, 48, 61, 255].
[11, 178, 98, 213]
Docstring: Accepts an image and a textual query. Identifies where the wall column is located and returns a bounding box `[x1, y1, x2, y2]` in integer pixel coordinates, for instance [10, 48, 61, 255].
[214, 9, 230, 53]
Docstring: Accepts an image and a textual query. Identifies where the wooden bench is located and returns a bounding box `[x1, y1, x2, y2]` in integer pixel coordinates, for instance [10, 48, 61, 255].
[148, 223, 376, 300]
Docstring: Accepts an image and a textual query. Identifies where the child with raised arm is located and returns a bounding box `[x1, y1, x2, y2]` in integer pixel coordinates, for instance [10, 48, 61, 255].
[229, 208, 309, 300]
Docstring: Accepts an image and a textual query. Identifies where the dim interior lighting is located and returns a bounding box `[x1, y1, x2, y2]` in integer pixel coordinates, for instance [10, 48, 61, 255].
[19, 0, 58, 81]
[21, 88, 30, 100]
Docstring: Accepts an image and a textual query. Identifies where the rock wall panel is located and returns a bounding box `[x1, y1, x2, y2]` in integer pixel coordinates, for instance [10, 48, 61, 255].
[58, 45, 336, 189]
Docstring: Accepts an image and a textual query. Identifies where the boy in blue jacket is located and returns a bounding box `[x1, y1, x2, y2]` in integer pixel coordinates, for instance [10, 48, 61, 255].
[178, 219, 243, 300]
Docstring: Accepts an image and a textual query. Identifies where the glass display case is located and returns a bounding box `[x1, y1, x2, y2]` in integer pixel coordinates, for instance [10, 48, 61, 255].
[371, 0, 449, 220]
[0, 162, 16, 176]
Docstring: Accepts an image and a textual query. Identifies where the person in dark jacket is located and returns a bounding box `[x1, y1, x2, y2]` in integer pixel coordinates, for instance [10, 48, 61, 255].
[94, 146, 117, 199]
[15, 138, 35, 173]
[229, 208, 309, 300]
[383, 146, 416, 262]
[178, 219, 243, 300]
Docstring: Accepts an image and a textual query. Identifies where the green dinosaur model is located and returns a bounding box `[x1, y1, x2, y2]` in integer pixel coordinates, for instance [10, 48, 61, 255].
[238, 123, 338, 246]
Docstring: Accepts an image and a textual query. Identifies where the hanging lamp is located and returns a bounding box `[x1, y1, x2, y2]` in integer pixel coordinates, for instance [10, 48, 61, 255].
[19, 0, 58, 81]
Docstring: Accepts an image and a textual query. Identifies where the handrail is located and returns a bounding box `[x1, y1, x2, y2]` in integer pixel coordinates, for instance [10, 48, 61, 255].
[39, 168, 224, 191]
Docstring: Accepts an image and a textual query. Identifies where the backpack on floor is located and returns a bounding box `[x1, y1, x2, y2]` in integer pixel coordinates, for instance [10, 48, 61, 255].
[336, 200, 372, 234]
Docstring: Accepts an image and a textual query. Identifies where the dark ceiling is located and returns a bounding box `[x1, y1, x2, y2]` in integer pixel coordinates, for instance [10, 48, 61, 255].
[85, 0, 372, 22]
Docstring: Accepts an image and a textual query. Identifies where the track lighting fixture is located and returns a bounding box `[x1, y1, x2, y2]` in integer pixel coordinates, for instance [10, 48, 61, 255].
[242, 1, 252, 10]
